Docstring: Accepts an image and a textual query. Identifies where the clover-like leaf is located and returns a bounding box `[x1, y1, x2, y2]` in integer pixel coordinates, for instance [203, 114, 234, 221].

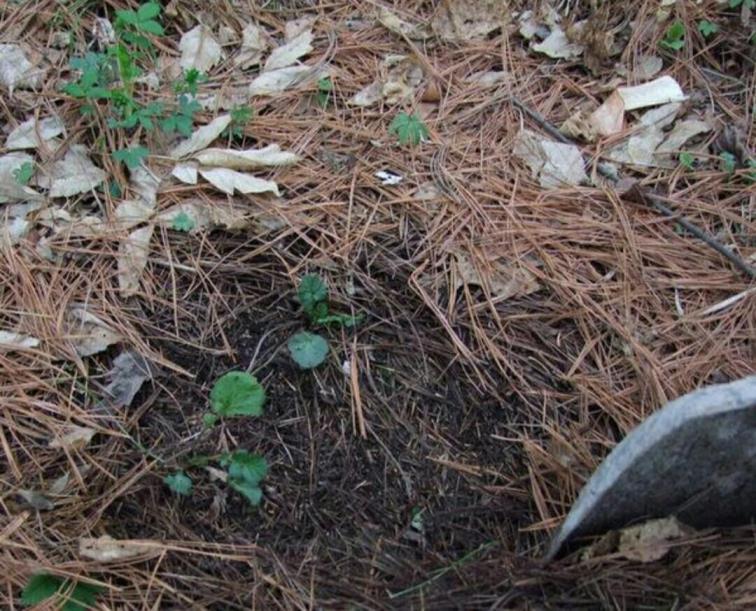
[209, 371, 265, 418]
[112, 146, 149, 169]
[298, 274, 328, 317]
[288, 331, 329, 369]
[389, 112, 429, 146]
[172, 211, 195, 232]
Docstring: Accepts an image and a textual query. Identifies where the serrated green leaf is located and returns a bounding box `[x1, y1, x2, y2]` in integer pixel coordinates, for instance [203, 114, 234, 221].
[164, 471, 193, 496]
[697, 20, 718, 38]
[226, 451, 267, 506]
[389, 112, 429, 146]
[172, 212, 195, 232]
[298, 274, 328, 316]
[21, 573, 63, 606]
[679, 152, 695, 170]
[229, 480, 263, 505]
[13, 162, 34, 186]
[209, 371, 265, 418]
[138, 20, 164, 36]
[720, 151, 737, 174]
[62, 582, 102, 611]
[112, 146, 149, 169]
[115, 9, 139, 27]
[288, 331, 329, 369]
[137, 2, 161, 21]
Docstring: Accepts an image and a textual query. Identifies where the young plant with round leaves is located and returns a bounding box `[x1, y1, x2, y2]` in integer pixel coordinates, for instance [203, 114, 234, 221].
[204, 371, 265, 426]
[164, 471, 193, 496]
[288, 331, 329, 369]
[220, 450, 268, 506]
[21, 573, 102, 611]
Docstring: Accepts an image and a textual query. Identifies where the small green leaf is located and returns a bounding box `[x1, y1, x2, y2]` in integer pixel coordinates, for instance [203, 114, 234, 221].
[230, 480, 263, 505]
[679, 152, 695, 170]
[172, 212, 195, 232]
[288, 331, 329, 369]
[225, 451, 267, 506]
[114, 9, 139, 27]
[21, 573, 63, 606]
[62, 582, 102, 611]
[697, 20, 718, 38]
[112, 146, 149, 169]
[720, 151, 737, 174]
[660, 21, 685, 51]
[389, 112, 429, 146]
[209, 371, 265, 418]
[202, 412, 218, 428]
[137, 2, 161, 21]
[298, 274, 328, 316]
[316, 313, 364, 328]
[164, 471, 193, 496]
[138, 20, 164, 36]
[13, 162, 34, 186]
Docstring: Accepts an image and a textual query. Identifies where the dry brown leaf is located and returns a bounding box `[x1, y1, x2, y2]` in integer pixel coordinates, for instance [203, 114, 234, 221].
[378, 7, 431, 40]
[453, 251, 540, 301]
[80, 535, 157, 562]
[6, 115, 64, 150]
[156, 201, 253, 232]
[235, 23, 268, 68]
[118, 225, 154, 297]
[0, 330, 40, 351]
[66, 306, 121, 357]
[171, 162, 198, 184]
[179, 25, 222, 73]
[0, 152, 43, 203]
[248, 65, 327, 96]
[513, 129, 587, 188]
[18, 489, 55, 511]
[532, 27, 584, 59]
[432, 0, 505, 41]
[49, 425, 96, 450]
[198, 168, 280, 196]
[36, 145, 107, 198]
[618, 517, 688, 562]
[264, 29, 313, 71]
[0, 43, 45, 91]
[170, 114, 232, 158]
[192, 144, 300, 169]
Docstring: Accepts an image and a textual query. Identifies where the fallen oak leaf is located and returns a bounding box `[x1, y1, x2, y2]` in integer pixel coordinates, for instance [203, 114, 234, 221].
[49, 425, 96, 450]
[79, 534, 158, 562]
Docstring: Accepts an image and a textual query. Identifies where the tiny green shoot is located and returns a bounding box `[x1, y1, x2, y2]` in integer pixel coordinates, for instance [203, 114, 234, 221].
[160, 95, 201, 136]
[679, 152, 695, 171]
[112, 146, 150, 169]
[221, 450, 268, 506]
[174, 68, 206, 96]
[13, 162, 34, 186]
[21, 573, 102, 611]
[164, 471, 193, 496]
[697, 20, 718, 38]
[316, 76, 333, 107]
[225, 104, 253, 138]
[720, 151, 737, 174]
[172, 211, 196, 232]
[389, 112, 429, 146]
[660, 21, 685, 51]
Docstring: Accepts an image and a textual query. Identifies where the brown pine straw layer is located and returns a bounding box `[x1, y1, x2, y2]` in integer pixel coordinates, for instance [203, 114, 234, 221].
[1, 0, 754, 608]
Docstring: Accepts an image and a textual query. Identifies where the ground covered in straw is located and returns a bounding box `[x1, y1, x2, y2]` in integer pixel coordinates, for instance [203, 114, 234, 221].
[1, 0, 754, 609]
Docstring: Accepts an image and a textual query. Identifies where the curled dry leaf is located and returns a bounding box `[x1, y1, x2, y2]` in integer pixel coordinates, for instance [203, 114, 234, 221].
[465, 70, 508, 88]
[156, 200, 253, 232]
[249, 65, 327, 96]
[0, 217, 31, 248]
[453, 251, 540, 301]
[604, 103, 682, 166]
[49, 425, 96, 450]
[378, 7, 431, 40]
[235, 23, 268, 68]
[179, 25, 222, 73]
[6, 115, 64, 150]
[513, 129, 587, 188]
[114, 199, 155, 229]
[432, 0, 505, 42]
[170, 114, 232, 158]
[0, 330, 40, 351]
[171, 162, 198, 184]
[66, 306, 121, 357]
[198, 168, 280, 196]
[118, 225, 154, 297]
[96, 350, 153, 410]
[18, 489, 55, 511]
[285, 17, 316, 41]
[349, 56, 423, 107]
[192, 144, 300, 169]
[80, 535, 157, 562]
[532, 27, 584, 59]
[264, 29, 313, 71]
[36, 145, 107, 198]
[0, 43, 45, 91]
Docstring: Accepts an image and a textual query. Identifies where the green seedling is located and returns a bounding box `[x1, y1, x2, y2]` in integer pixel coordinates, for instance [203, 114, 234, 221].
[220, 450, 268, 506]
[288, 331, 329, 369]
[203, 371, 265, 427]
[729, 0, 754, 8]
[112, 146, 149, 169]
[13, 162, 34, 186]
[660, 21, 685, 51]
[697, 20, 718, 38]
[316, 76, 333, 107]
[21, 573, 102, 611]
[160, 94, 202, 136]
[720, 151, 737, 174]
[172, 211, 196, 232]
[679, 152, 695, 171]
[174, 68, 206, 96]
[389, 112, 429, 146]
[225, 104, 253, 138]
[164, 471, 193, 496]
[297, 274, 361, 327]
[108, 100, 164, 131]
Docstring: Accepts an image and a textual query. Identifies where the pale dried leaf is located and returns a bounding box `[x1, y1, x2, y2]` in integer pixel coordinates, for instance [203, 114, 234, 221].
[18, 489, 55, 511]
[114, 200, 154, 229]
[382, 57, 423, 104]
[453, 251, 540, 301]
[0, 44, 45, 91]
[205, 466, 228, 482]
[378, 7, 431, 40]
[349, 81, 382, 107]
[80, 535, 156, 562]
[513, 129, 587, 188]
[618, 517, 687, 562]
[37, 145, 107, 198]
[0, 152, 43, 203]
[66, 306, 121, 357]
[179, 25, 222, 73]
[235, 23, 268, 68]
[285, 17, 316, 41]
[97, 351, 153, 409]
[170, 114, 232, 158]
[655, 120, 712, 156]
[49, 425, 96, 450]
[129, 165, 160, 209]
[617, 76, 685, 111]
[248, 65, 327, 96]
[118, 225, 154, 297]
[465, 70, 508, 88]
[93, 17, 116, 46]
[433, 0, 505, 41]
[0, 217, 31, 248]
[0, 330, 40, 351]
[192, 144, 300, 169]
[589, 90, 625, 137]
[560, 110, 598, 142]
[198, 167, 280, 196]
[155, 201, 253, 232]
[194, 87, 249, 111]
[171, 162, 198, 184]
[532, 27, 584, 59]
[616, 55, 663, 80]
[6, 115, 65, 150]
[264, 29, 313, 71]
[48, 472, 70, 495]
